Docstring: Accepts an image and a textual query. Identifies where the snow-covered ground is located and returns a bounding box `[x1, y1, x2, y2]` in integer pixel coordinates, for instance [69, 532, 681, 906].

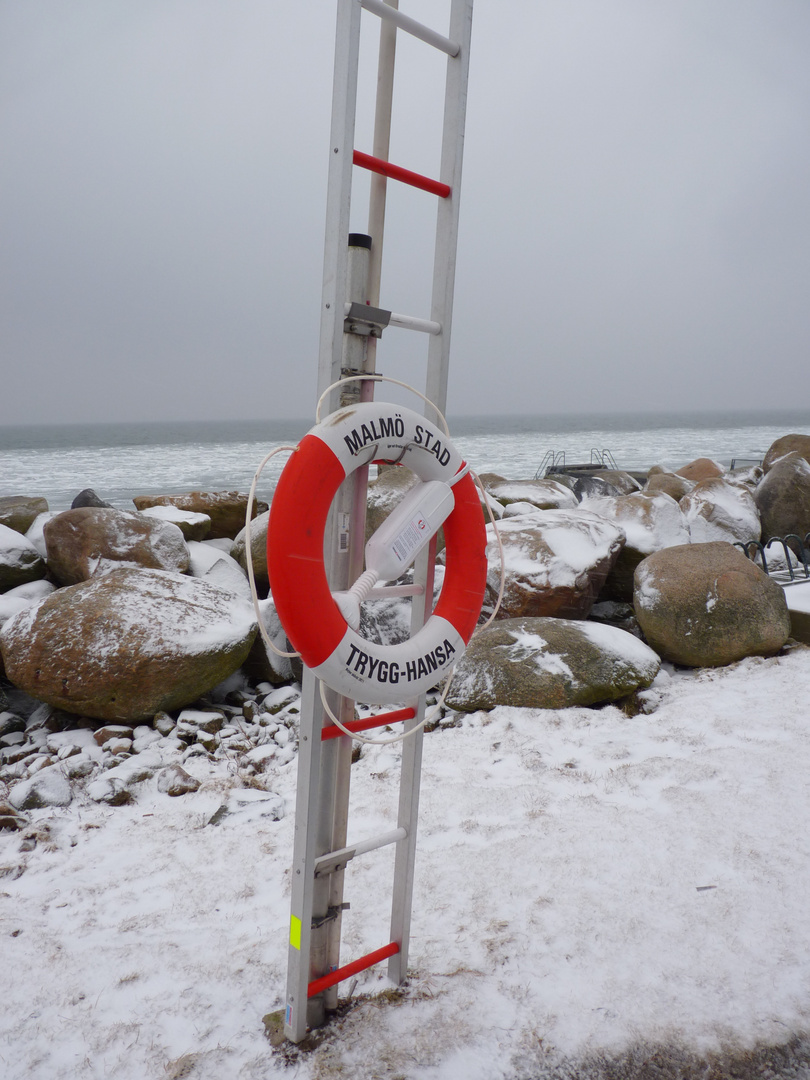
[3, 643, 810, 1079]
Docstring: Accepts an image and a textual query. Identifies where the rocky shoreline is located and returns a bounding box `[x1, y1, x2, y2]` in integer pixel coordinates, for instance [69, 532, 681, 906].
[1, 432, 809, 817]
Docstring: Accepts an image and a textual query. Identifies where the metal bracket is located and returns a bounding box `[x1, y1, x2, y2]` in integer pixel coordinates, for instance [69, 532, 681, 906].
[344, 301, 392, 337]
[312, 903, 351, 930]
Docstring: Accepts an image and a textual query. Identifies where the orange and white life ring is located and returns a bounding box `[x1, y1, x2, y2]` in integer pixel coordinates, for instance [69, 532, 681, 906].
[267, 402, 487, 704]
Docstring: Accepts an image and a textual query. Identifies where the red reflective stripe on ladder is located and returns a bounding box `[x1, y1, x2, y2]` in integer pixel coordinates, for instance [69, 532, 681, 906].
[321, 707, 417, 741]
[353, 150, 450, 198]
[307, 942, 400, 998]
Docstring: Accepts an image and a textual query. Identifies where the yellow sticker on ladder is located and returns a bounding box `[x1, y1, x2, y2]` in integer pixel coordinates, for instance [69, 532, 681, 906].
[290, 915, 302, 951]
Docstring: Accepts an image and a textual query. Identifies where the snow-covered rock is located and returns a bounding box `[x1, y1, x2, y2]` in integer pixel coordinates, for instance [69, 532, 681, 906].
[0, 496, 49, 535]
[680, 477, 761, 544]
[43, 506, 190, 585]
[634, 541, 791, 667]
[0, 522, 47, 592]
[0, 568, 257, 722]
[580, 491, 691, 602]
[447, 616, 660, 711]
[484, 510, 625, 620]
[488, 478, 578, 511]
[754, 452, 810, 546]
[8, 764, 72, 810]
[138, 504, 212, 541]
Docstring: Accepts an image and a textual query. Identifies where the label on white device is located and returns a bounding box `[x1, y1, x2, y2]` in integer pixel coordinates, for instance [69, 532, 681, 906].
[391, 513, 430, 565]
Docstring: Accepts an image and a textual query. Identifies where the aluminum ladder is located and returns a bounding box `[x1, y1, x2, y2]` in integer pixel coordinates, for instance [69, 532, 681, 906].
[282, 0, 474, 1044]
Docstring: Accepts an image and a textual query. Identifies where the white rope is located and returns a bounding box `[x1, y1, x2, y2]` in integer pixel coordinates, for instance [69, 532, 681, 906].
[244, 445, 300, 660]
[315, 373, 451, 435]
[318, 670, 455, 746]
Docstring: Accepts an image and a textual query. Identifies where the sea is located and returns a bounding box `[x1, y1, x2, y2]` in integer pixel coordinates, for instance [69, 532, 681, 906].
[1, 409, 808, 514]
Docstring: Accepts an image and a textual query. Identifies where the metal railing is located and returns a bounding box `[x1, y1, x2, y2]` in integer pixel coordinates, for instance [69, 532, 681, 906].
[534, 448, 618, 479]
[736, 533, 810, 585]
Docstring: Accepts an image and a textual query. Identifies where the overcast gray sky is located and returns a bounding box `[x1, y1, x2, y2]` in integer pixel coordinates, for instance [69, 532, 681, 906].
[2, 0, 809, 425]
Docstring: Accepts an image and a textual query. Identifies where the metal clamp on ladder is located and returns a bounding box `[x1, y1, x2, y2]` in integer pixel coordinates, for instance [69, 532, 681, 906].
[282, 0, 474, 1045]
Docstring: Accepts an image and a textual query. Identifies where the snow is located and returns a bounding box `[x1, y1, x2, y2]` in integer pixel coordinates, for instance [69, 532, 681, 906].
[785, 581, 810, 614]
[3, 643, 810, 1077]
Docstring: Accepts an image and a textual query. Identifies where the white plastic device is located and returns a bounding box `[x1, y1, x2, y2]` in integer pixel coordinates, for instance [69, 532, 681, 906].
[334, 479, 455, 630]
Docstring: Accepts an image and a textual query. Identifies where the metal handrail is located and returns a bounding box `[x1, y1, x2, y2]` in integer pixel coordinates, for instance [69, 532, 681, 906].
[736, 534, 810, 583]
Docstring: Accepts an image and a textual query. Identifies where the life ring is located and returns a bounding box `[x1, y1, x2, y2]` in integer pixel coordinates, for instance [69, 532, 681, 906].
[267, 401, 487, 705]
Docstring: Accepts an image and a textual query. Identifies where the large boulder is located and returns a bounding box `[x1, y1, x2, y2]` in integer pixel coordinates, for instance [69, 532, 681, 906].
[484, 510, 625, 620]
[0, 523, 48, 592]
[679, 478, 761, 545]
[633, 541, 790, 667]
[365, 466, 421, 542]
[753, 452, 810, 545]
[0, 579, 56, 627]
[762, 434, 810, 473]
[580, 491, 691, 602]
[644, 469, 695, 501]
[187, 540, 251, 600]
[71, 489, 113, 509]
[488, 479, 578, 511]
[447, 616, 660, 712]
[132, 491, 268, 541]
[232, 510, 270, 592]
[0, 568, 257, 721]
[43, 506, 190, 585]
[138, 504, 211, 542]
[0, 496, 49, 535]
[675, 457, 725, 482]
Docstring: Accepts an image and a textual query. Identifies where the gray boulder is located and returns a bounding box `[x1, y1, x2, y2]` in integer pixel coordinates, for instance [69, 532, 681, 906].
[0, 496, 49, 535]
[132, 491, 268, 541]
[633, 541, 790, 668]
[8, 765, 72, 810]
[679, 478, 761, 545]
[44, 506, 190, 585]
[232, 510, 270, 592]
[447, 616, 660, 712]
[488, 479, 578, 511]
[644, 469, 695, 501]
[0, 523, 48, 592]
[753, 452, 810, 545]
[580, 491, 691, 602]
[485, 510, 625, 620]
[762, 433, 810, 473]
[675, 457, 725, 482]
[138, 505, 212, 542]
[71, 489, 113, 509]
[0, 568, 257, 721]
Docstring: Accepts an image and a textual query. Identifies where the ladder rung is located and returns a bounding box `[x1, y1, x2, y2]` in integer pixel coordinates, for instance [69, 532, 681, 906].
[389, 311, 442, 335]
[353, 150, 450, 199]
[321, 706, 417, 742]
[360, 0, 460, 57]
[307, 941, 400, 998]
[314, 827, 408, 877]
[366, 583, 426, 599]
[343, 303, 441, 336]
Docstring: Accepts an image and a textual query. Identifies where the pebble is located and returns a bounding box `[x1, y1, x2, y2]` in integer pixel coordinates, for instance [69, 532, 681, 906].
[0, 678, 304, 809]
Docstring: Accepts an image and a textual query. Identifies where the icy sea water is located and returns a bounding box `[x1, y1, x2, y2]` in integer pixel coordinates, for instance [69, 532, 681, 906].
[0, 408, 808, 513]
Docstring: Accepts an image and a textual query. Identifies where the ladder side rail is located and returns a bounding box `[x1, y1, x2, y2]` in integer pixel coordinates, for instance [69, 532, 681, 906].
[361, 0, 398, 398]
[388, 538, 437, 983]
[390, 0, 474, 985]
[285, 0, 363, 1043]
[318, 0, 363, 411]
[283, 674, 331, 1041]
[324, 241, 377, 1004]
[425, 0, 474, 413]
